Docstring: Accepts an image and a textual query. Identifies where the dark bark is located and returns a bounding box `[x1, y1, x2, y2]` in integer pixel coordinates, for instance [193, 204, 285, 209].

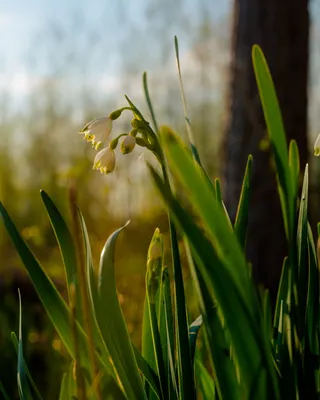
[224, 0, 309, 301]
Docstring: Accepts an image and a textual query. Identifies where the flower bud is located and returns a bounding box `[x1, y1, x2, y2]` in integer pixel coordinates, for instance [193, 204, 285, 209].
[93, 146, 116, 174]
[109, 109, 123, 120]
[314, 133, 320, 156]
[120, 135, 136, 154]
[148, 228, 163, 261]
[135, 137, 148, 148]
[131, 118, 147, 130]
[146, 228, 163, 302]
[149, 241, 162, 260]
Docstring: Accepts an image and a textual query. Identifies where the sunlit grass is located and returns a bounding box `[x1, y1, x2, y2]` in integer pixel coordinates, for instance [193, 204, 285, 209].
[0, 41, 319, 399]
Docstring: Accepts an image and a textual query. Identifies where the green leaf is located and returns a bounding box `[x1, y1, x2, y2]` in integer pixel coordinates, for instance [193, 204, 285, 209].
[149, 163, 279, 399]
[189, 315, 203, 363]
[174, 35, 199, 163]
[11, 332, 43, 400]
[143, 72, 159, 134]
[296, 165, 309, 338]
[306, 224, 319, 353]
[159, 129, 254, 307]
[76, 209, 99, 326]
[142, 296, 157, 391]
[160, 268, 177, 399]
[145, 229, 167, 399]
[0, 201, 118, 391]
[0, 201, 78, 357]
[252, 45, 294, 241]
[58, 363, 76, 400]
[273, 257, 289, 341]
[133, 347, 161, 399]
[142, 79, 194, 399]
[40, 190, 77, 305]
[195, 358, 215, 399]
[77, 208, 160, 397]
[184, 241, 239, 400]
[169, 218, 196, 400]
[215, 178, 232, 229]
[96, 222, 147, 400]
[288, 140, 300, 205]
[17, 290, 33, 400]
[234, 155, 253, 249]
[58, 373, 69, 400]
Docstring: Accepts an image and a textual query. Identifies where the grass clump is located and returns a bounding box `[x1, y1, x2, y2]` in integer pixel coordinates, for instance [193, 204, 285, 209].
[0, 40, 319, 399]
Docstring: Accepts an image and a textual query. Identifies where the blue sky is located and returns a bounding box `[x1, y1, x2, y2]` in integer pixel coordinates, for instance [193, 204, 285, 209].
[0, 0, 231, 109]
[0, 0, 319, 132]
[0, 0, 230, 67]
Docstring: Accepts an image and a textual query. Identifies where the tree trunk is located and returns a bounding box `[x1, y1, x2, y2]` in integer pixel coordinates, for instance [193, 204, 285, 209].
[224, 0, 309, 302]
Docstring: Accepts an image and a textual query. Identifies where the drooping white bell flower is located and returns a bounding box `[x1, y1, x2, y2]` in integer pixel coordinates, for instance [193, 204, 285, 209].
[93, 146, 116, 174]
[79, 116, 112, 150]
[120, 135, 136, 154]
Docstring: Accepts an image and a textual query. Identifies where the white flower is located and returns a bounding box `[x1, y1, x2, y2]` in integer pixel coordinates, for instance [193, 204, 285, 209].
[79, 116, 112, 150]
[120, 135, 136, 154]
[314, 133, 320, 156]
[93, 146, 116, 174]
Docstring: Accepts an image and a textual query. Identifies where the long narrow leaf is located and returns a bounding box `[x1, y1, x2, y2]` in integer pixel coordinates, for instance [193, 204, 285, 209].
[234, 155, 253, 249]
[148, 165, 279, 399]
[11, 332, 43, 400]
[96, 222, 147, 400]
[17, 290, 33, 400]
[0, 201, 119, 391]
[40, 190, 78, 305]
[252, 45, 293, 240]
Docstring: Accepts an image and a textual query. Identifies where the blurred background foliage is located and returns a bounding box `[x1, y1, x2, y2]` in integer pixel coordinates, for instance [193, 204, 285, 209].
[0, 0, 320, 398]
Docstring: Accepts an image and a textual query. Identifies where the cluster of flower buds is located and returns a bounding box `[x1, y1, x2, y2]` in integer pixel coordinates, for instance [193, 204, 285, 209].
[78, 105, 158, 175]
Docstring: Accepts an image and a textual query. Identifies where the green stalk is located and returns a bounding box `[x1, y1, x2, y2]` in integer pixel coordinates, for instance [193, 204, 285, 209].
[143, 72, 195, 399]
[69, 187, 100, 400]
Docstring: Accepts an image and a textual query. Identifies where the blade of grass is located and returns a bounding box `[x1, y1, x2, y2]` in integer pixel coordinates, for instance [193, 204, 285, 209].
[296, 165, 309, 339]
[288, 140, 300, 205]
[306, 223, 319, 353]
[234, 155, 253, 249]
[58, 373, 69, 400]
[143, 74, 195, 400]
[273, 257, 289, 341]
[184, 240, 240, 400]
[161, 267, 177, 399]
[149, 164, 280, 399]
[195, 358, 215, 399]
[159, 129, 254, 305]
[174, 35, 199, 164]
[11, 332, 43, 400]
[143, 72, 159, 133]
[77, 207, 161, 398]
[0, 201, 120, 391]
[252, 45, 293, 240]
[189, 315, 203, 363]
[145, 229, 167, 399]
[17, 290, 33, 400]
[96, 222, 147, 400]
[215, 178, 232, 229]
[40, 190, 78, 307]
[142, 294, 157, 396]
[58, 363, 77, 400]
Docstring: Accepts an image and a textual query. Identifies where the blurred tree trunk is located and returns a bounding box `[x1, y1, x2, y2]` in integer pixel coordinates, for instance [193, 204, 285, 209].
[224, 0, 309, 302]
